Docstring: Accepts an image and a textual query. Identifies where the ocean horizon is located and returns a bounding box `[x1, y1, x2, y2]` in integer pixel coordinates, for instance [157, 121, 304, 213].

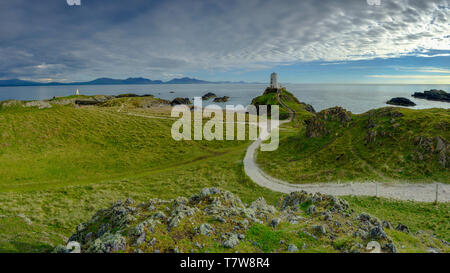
[0, 83, 449, 114]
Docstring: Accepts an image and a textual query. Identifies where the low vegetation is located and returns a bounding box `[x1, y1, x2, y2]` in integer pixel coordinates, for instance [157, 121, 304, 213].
[257, 96, 449, 183]
[0, 94, 448, 253]
[54, 188, 448, 253]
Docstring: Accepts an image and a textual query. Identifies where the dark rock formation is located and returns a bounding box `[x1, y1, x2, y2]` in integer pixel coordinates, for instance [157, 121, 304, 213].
[202, 92, 217, 100]
[213, 96, 230, 103]
[412, 89, 450, 103]
[300, 102, 316, 113]
[171, 97, 192, 106]
[386, 97, 416, 107]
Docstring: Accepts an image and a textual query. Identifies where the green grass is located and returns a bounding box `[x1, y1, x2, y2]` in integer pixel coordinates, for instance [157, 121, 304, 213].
[345, 196, 450, 242]
[0, 96, 448, 253]
[0, 101, 280, 252]
[251, 88, 314, 123]
[258, 106, 450, 183]
[0, 105, 250, 191]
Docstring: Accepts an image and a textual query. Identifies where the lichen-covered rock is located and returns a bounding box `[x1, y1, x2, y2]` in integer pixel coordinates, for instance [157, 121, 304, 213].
[24, 100, 52, 109]
[369, 226, 387, 240]
[199, 223, 214, 236]
[311, 225, 327, 236]
[222, 233, 240, 248]
[396, 223, 410, 233]
[270, 218, 281, 228]
[58, 188, 443, 253]
[86, 233, 127, 253]
[287, 244, 298, 252]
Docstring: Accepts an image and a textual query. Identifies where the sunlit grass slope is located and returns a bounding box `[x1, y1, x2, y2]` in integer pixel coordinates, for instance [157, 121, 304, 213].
[0, 96, 448, 253]
[0, 104, 249, 191]
[258, 103, 449, 183]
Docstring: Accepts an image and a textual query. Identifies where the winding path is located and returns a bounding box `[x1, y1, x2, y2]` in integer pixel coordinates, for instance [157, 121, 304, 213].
[244, 90, 450, 202]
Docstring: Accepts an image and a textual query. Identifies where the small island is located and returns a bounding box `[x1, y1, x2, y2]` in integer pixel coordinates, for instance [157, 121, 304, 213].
[386, 97, 416, 107]
[412, 89, 450, 103]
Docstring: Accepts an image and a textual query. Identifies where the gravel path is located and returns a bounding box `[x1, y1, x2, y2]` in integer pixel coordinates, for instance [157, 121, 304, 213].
[244, 91, 450, 203]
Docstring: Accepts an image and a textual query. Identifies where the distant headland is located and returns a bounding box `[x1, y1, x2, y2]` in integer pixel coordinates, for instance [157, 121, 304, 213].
[0, 77, 254, 87]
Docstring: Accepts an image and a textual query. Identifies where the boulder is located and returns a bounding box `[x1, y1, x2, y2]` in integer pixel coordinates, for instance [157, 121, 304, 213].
[199, 223, 214, 236]
[270, 218, 281, 228]
[396, 223, 410, 233]
[311, 225, 327, 236]
[288, 244, 299, 252]
[222, 233, 240, 248]
[386, 97, 416, 107]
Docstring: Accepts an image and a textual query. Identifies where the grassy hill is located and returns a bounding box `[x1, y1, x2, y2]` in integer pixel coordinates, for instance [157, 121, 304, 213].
[251, 88, 315, 123]
[257, 98, 449, 183]
[0, 95, 448, 253]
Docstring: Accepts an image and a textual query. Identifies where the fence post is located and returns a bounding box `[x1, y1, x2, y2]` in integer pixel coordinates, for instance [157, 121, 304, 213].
[435, 183, 439, 203]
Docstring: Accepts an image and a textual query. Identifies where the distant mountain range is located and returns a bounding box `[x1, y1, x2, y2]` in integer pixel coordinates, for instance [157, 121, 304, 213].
[0, 77, 251, 87]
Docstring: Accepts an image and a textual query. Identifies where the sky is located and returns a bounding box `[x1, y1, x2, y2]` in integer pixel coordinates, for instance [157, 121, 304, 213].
[0, 0, 449, 84]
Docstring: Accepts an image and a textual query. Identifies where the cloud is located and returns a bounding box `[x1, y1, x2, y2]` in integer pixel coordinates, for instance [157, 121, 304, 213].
[0, 0, 449, 80]
[416, 53, 450, 58]
[368, 75, 450, 79]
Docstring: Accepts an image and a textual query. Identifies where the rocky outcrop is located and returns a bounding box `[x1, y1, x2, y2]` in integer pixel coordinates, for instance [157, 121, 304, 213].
[1, 99, 52, 109]
[75, 95, 114, 106]
[317, 107, 352, 123]
[414, 136, 449, 168]
[213, 96, 230, 103]
[171, 97, 192, 106]
[24, 100, 52, 109]
[386, 97, 416, 107]
[300, 102, 316, 113]
[363, 108, 403, 144]
[412, 89, 450, 103]
[305, 107, 351, 138]
[202, 92, 217, 100]
[53, 188, 428, 253]
[305, 118, 327, 138]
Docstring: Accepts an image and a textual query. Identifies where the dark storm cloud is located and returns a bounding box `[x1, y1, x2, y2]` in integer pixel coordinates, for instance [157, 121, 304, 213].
[0, 0, 448, 81]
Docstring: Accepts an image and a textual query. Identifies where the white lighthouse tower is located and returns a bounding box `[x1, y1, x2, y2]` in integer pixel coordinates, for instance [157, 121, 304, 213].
[270, 72, 279, 89]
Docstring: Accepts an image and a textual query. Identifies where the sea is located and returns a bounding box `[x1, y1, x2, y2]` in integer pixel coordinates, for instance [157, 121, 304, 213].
[0, 84, 449, 114]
